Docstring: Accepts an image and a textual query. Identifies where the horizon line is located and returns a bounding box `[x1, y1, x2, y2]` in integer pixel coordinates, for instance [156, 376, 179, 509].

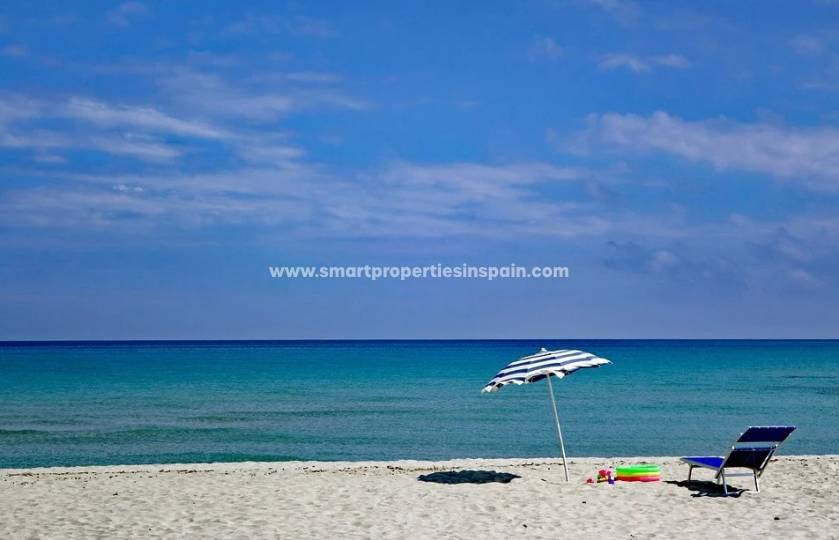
[2, 337, 839, 345]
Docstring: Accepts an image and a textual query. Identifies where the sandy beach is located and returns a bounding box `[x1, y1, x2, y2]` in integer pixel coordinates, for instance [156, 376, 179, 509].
[1, 456, 837, 539]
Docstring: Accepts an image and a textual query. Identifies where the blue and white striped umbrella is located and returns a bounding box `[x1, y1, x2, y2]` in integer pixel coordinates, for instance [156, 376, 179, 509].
[482, 348, 611, 481]
[481, 348, 611, 392]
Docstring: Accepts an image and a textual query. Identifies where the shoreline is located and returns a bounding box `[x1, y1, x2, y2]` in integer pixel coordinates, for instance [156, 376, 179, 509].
[2, 455, 837, 538]
[2, 454, 837, 475]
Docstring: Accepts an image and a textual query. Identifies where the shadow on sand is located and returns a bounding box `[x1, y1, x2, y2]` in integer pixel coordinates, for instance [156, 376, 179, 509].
[664, 479, 745, 498]
[418, 470, 521, 485]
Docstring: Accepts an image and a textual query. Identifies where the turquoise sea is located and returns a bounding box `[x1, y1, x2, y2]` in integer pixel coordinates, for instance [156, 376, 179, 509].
[0, 340, 837, 469]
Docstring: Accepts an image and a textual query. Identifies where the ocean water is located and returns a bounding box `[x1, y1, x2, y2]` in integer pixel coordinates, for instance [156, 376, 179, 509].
[0, 340, 837, 469]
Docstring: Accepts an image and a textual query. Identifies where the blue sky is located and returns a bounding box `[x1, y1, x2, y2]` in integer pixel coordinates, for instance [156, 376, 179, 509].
[2, 0, 839, 339]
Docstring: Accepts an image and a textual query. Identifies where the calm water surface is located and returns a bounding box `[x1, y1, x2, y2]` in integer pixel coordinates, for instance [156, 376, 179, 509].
[0, 340, 836, 468]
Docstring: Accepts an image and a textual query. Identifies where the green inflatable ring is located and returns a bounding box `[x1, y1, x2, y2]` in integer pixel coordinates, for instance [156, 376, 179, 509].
[615, 464, 661, 476]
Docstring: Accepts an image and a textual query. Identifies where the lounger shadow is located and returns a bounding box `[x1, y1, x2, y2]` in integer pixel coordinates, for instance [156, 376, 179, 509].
[664, 479, 744, 498]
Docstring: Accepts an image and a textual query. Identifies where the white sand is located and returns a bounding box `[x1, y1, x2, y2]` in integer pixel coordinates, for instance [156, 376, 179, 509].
[1, 456, 837, 539]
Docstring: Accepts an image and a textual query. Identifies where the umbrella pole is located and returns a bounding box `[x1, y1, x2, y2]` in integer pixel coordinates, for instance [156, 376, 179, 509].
[546, 375, 569, 481]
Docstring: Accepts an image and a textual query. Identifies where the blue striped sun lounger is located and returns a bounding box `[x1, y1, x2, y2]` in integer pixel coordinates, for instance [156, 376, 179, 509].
[681, 426, 796, 495]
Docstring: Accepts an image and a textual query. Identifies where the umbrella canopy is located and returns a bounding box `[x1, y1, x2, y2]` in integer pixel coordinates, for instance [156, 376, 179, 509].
[482, 348, 611, 392]
[482, 347, 611, 480]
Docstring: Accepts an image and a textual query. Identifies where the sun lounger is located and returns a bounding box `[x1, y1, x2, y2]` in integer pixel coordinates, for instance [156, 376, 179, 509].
[681, 426, 796, 495]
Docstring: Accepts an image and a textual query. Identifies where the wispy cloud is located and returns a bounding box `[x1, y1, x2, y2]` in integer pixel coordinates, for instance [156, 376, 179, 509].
[108, 2, 147, 27]
[789, 34, 826, 54]
[0, 59, 366, 164]
[223, 14, 336, 39]
[287, 16, 336, 39]
[90, 134, 181, 160]
[0, 126, 182, 162]
[0, 159, 612, 238]
[724, 213, 839, 291]
[602, 208, 839, 292]
[283, 72, 343, 84]
[0, 93, 230, 162]
[223, 14, 280, 36]
[63, 98, 228, 138]
[0, 43, 26, 57]
[32, 153, 67, 164]
[603, 240, 749, 292]
[158, 71, 296, 120]
[0, 94, 41, 125]
[1, 67, 610, 238]
[528, 37, 563, 61]
[573, 111, 839, 189]
[599, 53, 649, 72]
[581, 0, 640, 22]
[599, 53, 690, 72]
[234, 134, 306, 166]
[649, 54, 691, 68]
[158, 69, 367, 121]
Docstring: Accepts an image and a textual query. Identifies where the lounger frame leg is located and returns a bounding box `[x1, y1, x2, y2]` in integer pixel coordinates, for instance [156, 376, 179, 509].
[687, 466, 693, 486]
[753, 471, 760, 493]
[721, 470, 728, 496]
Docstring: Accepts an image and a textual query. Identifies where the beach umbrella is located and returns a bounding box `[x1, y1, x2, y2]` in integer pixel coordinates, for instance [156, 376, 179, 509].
[482, 348, 611, 481]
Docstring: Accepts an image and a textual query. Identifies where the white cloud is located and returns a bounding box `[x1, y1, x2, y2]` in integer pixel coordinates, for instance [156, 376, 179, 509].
[90, 134, 181, 161]
[599, 54, 649, 72]
[63, 98, 228, 139]
[235, 134, 306, 166]
[0, 93, 230, 162]
[113, 184, 144, 193]
[158, 70, 366, 121]
[650, 54, 690, 68]
[0, 160, 616, 238]
[0, 128, 179, 162]
[573, 111, 839, 188]
[158, 71, 295, 120]
[32, 153, 67, 164]
[0, 94, 42, 126]
[0, 58, 367, 168]
[599, 53, 690, 72]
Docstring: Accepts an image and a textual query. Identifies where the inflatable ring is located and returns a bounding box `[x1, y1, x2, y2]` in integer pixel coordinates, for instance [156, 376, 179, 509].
[617, 476, 660, 482]
[615, 464, 660, 473]
[615, 464, 661, 482]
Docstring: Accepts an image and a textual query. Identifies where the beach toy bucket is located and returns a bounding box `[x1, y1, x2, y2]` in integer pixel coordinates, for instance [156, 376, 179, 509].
[615, 464, 661, 482]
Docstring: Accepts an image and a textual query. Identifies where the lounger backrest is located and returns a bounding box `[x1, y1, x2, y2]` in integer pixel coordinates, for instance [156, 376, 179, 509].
[721, 426, 796, 471]
[724, 447, 775, 469]
[736, 426, 796, 444]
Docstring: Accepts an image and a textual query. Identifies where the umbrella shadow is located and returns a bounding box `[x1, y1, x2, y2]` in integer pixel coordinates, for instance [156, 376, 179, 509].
[664, 479, 744, 498]
[418, 470, 521, 485]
